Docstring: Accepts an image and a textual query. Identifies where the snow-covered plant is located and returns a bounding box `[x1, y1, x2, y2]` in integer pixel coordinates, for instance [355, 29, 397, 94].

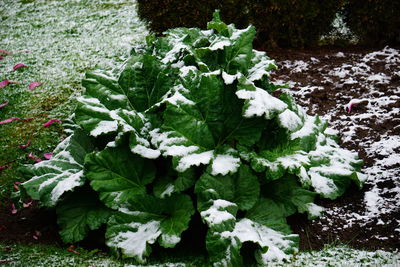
[21, 12, 365, 266]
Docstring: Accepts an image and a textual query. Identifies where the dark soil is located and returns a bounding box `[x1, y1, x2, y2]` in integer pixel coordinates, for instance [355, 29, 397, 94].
[270, 45, 400, 252]
[0, 46, 399, 255]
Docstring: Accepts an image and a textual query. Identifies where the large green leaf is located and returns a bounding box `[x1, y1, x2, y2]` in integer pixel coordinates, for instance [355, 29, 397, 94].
[22, 130, 94, 207]
[195, 165, 260, 213]
[56, 187, 111, 244]
[207, 218, 299, 266]
[77, 69, 160, 159]
[118, 53, 177, 112]
[106, 193, 194, 263]
[84, 146, 156, 209]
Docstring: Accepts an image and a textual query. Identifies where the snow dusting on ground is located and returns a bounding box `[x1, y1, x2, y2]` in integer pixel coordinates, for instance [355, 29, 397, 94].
[272, 46, 400, 246]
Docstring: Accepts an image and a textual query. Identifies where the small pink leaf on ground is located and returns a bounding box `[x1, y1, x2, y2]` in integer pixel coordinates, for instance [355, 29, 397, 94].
[19, 141, 32, 149]
[0, 80, 10, 88]
[345, 98, 369, 113]
[0, 102, 9, 109]
[0, 80, 18, 88]
[13, 183, 19, 191]
[67, 245, 80, 255]
[0, 117, 20, 125]
[21, 117, 33, 122]
[10, 204, 17, 214]
[43, 119, 61, 127]
[28, 82, 42, 91]
[0, 49, 12, 55]
[28, 152, 42, 163]
[13, 63, 28, 70]
[43, 152, 53, 160]
[23, 201, 33, 208]
[0, 165, 9, 171]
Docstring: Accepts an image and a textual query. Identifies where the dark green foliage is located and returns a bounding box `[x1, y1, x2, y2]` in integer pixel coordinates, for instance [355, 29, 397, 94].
[136, 0, 249, 34]
[343, 0, 400, 46]
[137, 0, 344, 48]
[248, 0, 345, 48]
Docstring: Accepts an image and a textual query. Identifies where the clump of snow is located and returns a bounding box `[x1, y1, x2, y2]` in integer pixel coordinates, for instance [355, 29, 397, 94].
[200, 199, 237, 227]
[211, 154, 240, 176]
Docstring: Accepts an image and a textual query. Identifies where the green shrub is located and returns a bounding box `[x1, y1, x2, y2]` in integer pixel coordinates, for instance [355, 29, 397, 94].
[248, 0, 345, 48]
[137, 0, 343, 48]
[136, 0, 249, 34]
[343, 0, 400, 46]
[20, 13, 364, 266]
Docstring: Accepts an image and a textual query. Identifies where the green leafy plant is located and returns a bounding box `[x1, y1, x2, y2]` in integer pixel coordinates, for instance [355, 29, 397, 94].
[21, 12, 364, 266]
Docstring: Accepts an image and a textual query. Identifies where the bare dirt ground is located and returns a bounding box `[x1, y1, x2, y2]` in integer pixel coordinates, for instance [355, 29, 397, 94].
[269, 45, 400, 251]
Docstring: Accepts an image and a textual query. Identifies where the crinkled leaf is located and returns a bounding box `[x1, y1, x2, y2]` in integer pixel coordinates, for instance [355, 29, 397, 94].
[85, 146, 156, 209]
[118, 53, 177, 112]
[195, 165, 260, 212]
[153, 167, 196, 198]
[22, 130, 94, 207]
[208, 218, 298, 266]
[106, 193, 194, 262]
[57, 187, 112, 243]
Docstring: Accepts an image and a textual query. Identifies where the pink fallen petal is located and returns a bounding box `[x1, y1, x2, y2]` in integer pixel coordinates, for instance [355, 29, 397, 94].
[0, 117, 20, 125]
[43, 152, 53, 160]
[0, 165, 9, 171]
[23, 201, 33, 208]
[0, 80, 10, 88]
[345, 98, 369, 113]
[19, 141, 32, 149]
[32, 235, 38, 240]
[43, 119, 61, 127]
[0, 49, 11, 55]
[15, 182, 22, 185]
[28, 82, 42, 91]
[0, 102, 9, 109]
[28, 152, 42, 163]
[13, 63, 28, 70]
[11, 204, 17, 214]
[0, 80, 18, 89]
[13, 184, 19, 191]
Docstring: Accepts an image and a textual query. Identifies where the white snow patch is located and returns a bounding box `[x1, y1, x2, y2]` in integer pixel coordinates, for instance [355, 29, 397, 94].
[278, 109, 302, 131]
[90, 120, 118, 137]
[200, 199, 237, 227]
[107, 221, 161, 263]
[222, 218, 298, 263]
[176, 150, 214, 172]
[131, 145, 160, 159]
[211, 154, 241, 176]
[236, 86, 287, 119]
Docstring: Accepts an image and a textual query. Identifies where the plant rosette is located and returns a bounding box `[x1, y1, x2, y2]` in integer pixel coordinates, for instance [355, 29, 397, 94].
[21, 11, 365, 266]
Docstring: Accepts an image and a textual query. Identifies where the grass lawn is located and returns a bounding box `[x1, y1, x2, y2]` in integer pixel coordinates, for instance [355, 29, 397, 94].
[0, 0, 399, 266]
[0, 0, 147, 200]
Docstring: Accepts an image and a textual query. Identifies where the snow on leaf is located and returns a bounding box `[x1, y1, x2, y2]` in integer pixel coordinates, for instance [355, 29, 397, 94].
[236, 78, 287, 120]
[106, 194, 194, 261]
[22, 130, 94, 207]
[211, 153, 241, 176]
